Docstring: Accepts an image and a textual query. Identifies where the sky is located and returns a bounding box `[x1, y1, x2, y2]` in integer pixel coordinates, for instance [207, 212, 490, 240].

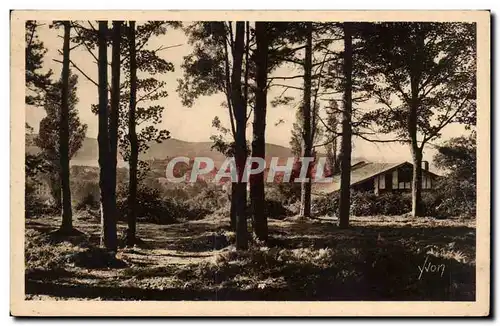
[25, 21, 471, 164]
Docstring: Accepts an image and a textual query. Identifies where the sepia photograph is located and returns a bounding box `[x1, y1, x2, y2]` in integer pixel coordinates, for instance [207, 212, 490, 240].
[10, 10, 490, 316]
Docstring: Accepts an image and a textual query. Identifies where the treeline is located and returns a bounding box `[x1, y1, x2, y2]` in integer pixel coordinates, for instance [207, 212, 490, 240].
[177, 21, 476, 249]
[26, 20, 476, 253]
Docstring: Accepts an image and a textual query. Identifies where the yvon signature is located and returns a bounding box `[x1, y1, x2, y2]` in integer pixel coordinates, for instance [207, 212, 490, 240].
[417, 256, 445, 280]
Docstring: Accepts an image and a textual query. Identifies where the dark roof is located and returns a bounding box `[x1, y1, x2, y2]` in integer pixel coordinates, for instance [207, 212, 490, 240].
[313, 161, 439, 194]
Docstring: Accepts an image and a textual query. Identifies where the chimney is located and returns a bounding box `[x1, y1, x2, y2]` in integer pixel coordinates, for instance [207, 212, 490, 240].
[422, 161, 429, 171]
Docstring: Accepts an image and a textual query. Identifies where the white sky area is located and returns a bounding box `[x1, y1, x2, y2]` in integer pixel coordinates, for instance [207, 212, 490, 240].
[25, 21, 471, 164]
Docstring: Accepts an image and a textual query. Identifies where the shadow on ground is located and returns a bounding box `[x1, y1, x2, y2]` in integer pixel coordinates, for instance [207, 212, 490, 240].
[24, 214, 475, 301]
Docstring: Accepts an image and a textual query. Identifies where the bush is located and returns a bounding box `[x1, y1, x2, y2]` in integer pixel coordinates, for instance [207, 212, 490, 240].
[267, 183, 301, 205]
[73, 180, 100, 211]
[376, 192, 412, 216]
[264, 199, 294, 219]
[312, 191, 440, 217]
[25, 178, 55, 218]
[117, 186, 175, 224]
[312, 193, 340, 217]
[432, 134, 476, 218]
[116, 185, 212, 224]
[184, 185, 228, 214]
[350, 192, 379, 216]
[433, 177, 476, 218]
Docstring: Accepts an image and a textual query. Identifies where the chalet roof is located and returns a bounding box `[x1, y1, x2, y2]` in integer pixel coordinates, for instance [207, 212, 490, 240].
[313, 161, 439, 195]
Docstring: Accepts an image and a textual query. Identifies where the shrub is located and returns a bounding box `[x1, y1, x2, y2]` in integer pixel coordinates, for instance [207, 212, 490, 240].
[73, 180, 100, 211]
[433, 177, 475, 218]
[312, 193, 340, 217]
[432, 134, 476, 218]
[184, 185, 228, 214]
[269, 183, 301, 205]
[117, 186, 175, 224]
[116, 185, 212, 224]
[264, 199, 294, 219]
[25, 178, 55, 218]
[350, 192, 378, 216]
[312, 191, 440, 217]
[377, 192, 412, 216]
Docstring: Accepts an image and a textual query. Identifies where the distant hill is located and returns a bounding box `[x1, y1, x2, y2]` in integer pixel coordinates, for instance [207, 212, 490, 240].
[25, 135, 298, 168]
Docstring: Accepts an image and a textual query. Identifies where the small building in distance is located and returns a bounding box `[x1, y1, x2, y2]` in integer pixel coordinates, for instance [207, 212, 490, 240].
[314, 161, 440, 196]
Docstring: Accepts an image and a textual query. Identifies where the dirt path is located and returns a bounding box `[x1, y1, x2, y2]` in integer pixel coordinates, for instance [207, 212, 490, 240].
[25, 214, 476, 301]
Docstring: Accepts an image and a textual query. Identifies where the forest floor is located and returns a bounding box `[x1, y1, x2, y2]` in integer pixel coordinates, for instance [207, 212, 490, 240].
[25, 213, 476, 301]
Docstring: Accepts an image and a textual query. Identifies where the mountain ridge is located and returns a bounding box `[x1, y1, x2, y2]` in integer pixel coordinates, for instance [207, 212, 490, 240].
[26, 135, 297, 167]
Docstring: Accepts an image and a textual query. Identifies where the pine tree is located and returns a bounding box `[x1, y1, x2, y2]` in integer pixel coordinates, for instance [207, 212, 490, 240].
[339, 23, 353, 229]
[250, 21, 269, 241]
[97, 20, 117, 252]
[358, 22, 476, 217]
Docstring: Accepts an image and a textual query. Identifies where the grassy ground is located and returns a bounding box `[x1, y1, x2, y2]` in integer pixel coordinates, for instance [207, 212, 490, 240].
[25, 212, 476, 301]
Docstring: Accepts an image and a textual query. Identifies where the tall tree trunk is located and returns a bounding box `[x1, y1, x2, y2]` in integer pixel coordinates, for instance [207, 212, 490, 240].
[230, 183, 237, 230]
[98, 21, 117, 252]
[126, 21, 138, 246]
[251, 21, 268, 242]
[59, 21, 73, 232]
[231, 22, 248, 250]
[221, 25, 237, 232]
[299, 22, 313, 219]
[109, 20, 121, 234]
[339, 22, 353, 229]
[409, 84, 423, 217]
[411, 145, 423, 217]
[50, 173, 62, 211]
[409, 29, 424, 218]
[333, 137, 339, 173]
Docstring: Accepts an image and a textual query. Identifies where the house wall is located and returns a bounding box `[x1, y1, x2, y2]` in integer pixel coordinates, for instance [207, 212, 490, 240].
[374, 167, 434, 194]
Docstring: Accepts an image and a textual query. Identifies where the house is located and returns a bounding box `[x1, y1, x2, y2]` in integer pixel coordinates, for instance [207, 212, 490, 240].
[313, 161, 439, 195]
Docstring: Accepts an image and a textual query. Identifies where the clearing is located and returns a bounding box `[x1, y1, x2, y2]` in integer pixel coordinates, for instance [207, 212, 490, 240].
[25, 213, 476, 301]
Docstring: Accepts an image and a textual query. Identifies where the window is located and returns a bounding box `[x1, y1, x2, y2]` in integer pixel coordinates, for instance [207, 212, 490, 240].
[398, 166, 412, 183]
[398, 165, 412, 189]
[379, 175, 385, 189]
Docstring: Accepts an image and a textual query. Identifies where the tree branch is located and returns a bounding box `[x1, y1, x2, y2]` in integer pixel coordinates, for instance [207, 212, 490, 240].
[87, 20, 97, 32]
[313, 135, 341, 149]
[268, 75, 304, 81]
[271, 83, 304, 91]
[222, 28, 236, 139]
[227, 22, 235, 56]
[71, 23, 100, 64]
[154, 43, 184, 52]
[243, 21, 250, 111]
[310, 50, 329, 142]
[354, 133, 404, 143]
[135, 85, 163, 104]
[53, 58, 98, 88]
[273, 56, 304, 66]
[421, 93, 472, 146]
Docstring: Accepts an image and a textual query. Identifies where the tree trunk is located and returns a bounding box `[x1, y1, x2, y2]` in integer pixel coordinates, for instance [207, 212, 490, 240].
[411, 146, 423, 217]
[409, 93, 423, 217]
[333, 138, 340, 173]
[339, 22, 353, 229]
[231, 22, 248, 250]
[300, 180, 312, 218]
[409, 35, 423, 218]
[49, 173, 62, 211]
[299, 22, 313, 219]
[250, 21, 268, 242]
[230, 183, 237, 230]
[59, 21, 73, 232]
[98, 21, 117, 252]
[127, 21, 138, 246]
[109, 20, 121, 234]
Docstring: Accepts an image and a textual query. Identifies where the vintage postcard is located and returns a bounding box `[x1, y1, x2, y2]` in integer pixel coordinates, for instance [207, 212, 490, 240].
[11, 10, 490, 316]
